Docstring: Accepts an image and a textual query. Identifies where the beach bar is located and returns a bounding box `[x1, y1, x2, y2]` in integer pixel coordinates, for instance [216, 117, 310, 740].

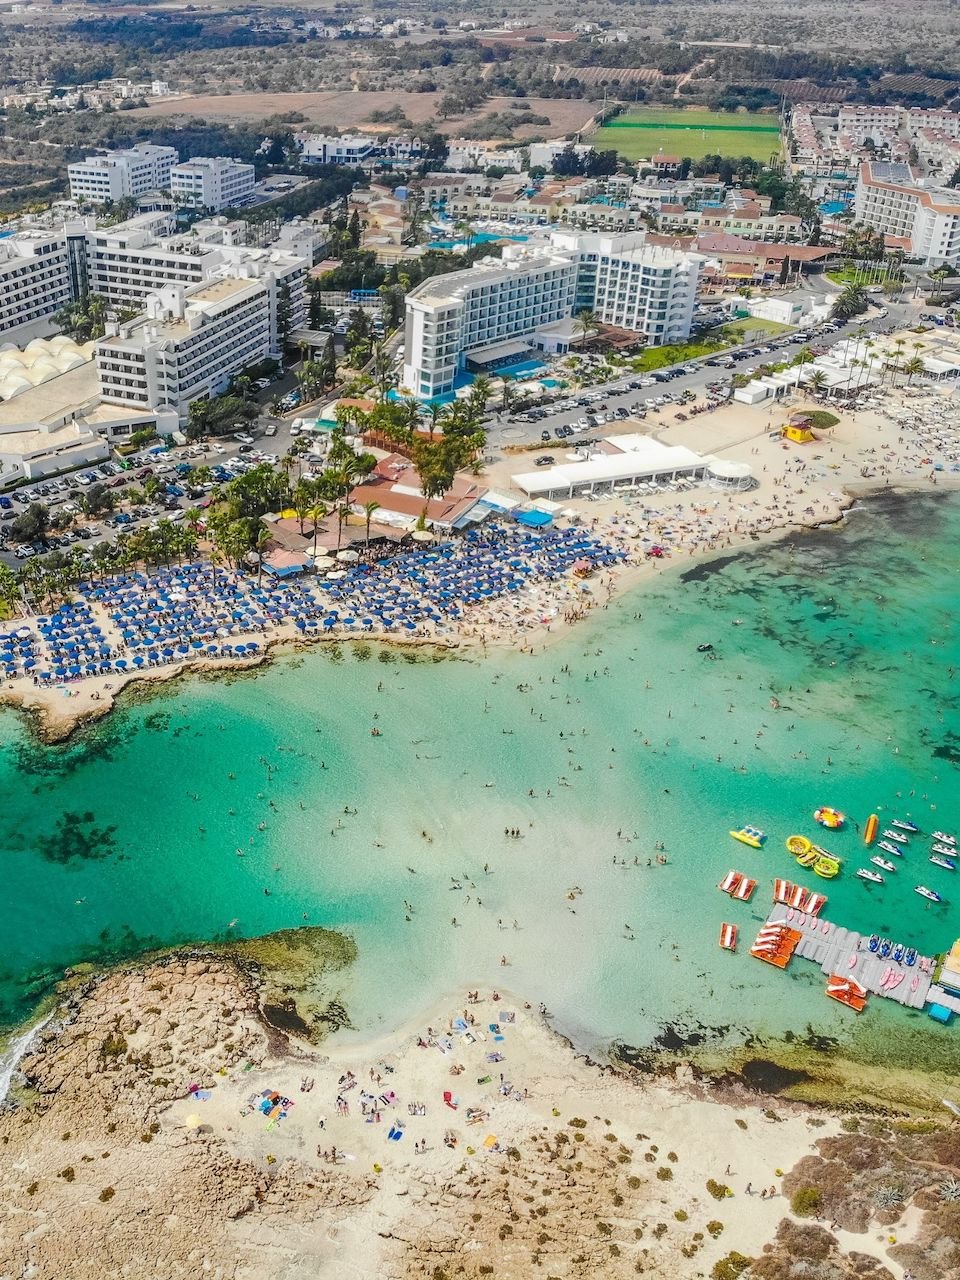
[512, 437, 710, 500]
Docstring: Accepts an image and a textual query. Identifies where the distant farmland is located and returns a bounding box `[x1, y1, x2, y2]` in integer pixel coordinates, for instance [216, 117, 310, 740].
[592, 109, 782, 163]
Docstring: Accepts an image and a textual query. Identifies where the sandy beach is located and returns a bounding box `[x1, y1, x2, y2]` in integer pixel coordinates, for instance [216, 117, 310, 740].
[1, 943, 929, 1280]
[3, 378, 957, 745]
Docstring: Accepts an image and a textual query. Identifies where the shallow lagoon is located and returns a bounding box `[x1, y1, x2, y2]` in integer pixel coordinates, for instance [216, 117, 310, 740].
[2, 492, 959, 1067]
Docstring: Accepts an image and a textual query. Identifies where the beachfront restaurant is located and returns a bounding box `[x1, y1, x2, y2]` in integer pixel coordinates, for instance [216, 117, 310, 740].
[512, 437, 709, 501]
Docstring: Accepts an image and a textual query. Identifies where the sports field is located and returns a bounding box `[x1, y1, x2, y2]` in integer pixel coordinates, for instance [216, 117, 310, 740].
[592, 108, 781, 163]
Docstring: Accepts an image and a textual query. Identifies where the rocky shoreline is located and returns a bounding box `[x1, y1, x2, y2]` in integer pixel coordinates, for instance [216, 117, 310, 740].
[3, 930, 954, 1279]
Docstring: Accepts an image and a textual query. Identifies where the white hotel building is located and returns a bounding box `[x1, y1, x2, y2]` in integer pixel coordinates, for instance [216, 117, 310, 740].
[68, 144, 179, 204]
[401, 230, 704, 399]
[96, 276, 275, 421]
[170, 156, 256, 211]
[0, 232, 74, 339]
[854, 161, 960, 265]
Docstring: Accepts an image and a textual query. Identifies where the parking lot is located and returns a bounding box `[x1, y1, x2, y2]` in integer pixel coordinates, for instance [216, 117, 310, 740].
[0, 298, 908, 573]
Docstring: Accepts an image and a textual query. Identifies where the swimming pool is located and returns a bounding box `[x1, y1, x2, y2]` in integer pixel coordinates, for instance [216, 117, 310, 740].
[427, 231, 529, 250]
[500, 358, 547, 379]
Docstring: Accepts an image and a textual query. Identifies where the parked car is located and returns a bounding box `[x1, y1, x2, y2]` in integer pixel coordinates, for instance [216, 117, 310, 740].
[535, 455, 555, 466]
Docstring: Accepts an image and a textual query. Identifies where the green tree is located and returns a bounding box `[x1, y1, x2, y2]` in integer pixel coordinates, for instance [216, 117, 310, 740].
[362, 499, 380, 546]
[81, 483, 116, 516]
[11, 502, 50, 545]
[276, 280, 294, 351]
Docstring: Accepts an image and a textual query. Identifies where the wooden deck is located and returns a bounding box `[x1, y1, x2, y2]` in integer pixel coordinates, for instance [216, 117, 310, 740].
[765, 904, 934, 1010]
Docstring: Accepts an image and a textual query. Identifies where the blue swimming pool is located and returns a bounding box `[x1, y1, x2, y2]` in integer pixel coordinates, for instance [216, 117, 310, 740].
[500, 358, 547, 379]
[428, 231, 529, 250]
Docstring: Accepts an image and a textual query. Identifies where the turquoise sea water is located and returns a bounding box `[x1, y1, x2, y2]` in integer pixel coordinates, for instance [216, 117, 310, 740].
[2, 492, 960, 1062]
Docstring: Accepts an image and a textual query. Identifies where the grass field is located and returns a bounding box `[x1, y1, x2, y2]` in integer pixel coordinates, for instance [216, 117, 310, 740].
[592, 108, 781, 164]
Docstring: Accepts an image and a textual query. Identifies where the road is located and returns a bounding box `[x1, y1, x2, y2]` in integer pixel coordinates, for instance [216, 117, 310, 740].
[0, 294, 919, 572]
[483, 298, 916, 455]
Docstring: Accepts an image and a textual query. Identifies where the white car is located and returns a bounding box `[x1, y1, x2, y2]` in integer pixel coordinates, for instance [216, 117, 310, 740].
[264, 424, 277, 437]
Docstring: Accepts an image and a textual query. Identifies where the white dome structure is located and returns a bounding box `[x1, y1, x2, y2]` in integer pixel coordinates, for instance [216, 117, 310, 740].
[0, 337, 94, 400]
[0, 373, 32, 400]
[26, 361, 60, 386]
[55, 351, 86, 373]
[708, 459, 754, 491]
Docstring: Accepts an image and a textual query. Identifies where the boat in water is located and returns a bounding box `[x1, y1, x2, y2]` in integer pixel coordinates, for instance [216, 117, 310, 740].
[930, 855, 957, 871]
[932, 842, 956, 857]
[932, 831, 957, 846]
[892, 819, 920, 834]
[730, 825, 766, 849]
[882, 829, 908, 844]
[878, 840, 904, 857]
[915, 885, 943, 903]
[719, 922, 738, 952]
[871, 856, 896, 873]
[814, 806, 845, 830]
[826, 974, 868, 1012]
[857, 868, 884, 884]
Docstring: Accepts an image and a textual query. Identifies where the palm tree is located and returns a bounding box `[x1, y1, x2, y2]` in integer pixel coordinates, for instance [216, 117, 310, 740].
[808, 370, 828, 397]
[254, 526, 271, 586]
[362, 500, 380, 547]
[306, 501, 327, 558]
[574, 309, 597, 348]
[468, 374, 492, 417]
[793, 345, 813, 389]
[904, 356, 926, 384]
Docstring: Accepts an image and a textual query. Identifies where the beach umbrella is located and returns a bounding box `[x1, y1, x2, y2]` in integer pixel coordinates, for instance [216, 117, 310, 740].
[177, 645, 189, 655]
[184, 1114, 203, 1129]
[68, 665, 81, 675]
[206, 644, 218, 653]
[191, 640, 204, 650]
[132, 655, 145, 666]
[322, 617, 336, 629]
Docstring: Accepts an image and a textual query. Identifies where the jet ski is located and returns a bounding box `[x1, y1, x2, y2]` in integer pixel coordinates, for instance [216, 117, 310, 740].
[878, 840, 904, 857]
[930, 855, 956, 871]
[882, 829, 908, 844]
[867, 934, 880, 953]
[915, 885, 943, 902]
[871, 856, 896, 872]
[879, 937, 892, 957]
[892, 819, 919, 834]
[932, 843, 956, 857]
[893, 943, 905, 963]
[932, 831, 957, 846]
[905, 948, 917, 967]
[857, 868, 884, 884]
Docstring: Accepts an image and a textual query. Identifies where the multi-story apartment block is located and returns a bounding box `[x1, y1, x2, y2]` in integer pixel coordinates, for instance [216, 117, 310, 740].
[68, 144, 179, 203]
[96, 277, 274, 419]
[297, 133, 379, 166]
[0, 232, 73, 338]
[170, 156, 257, 211]
[401, 230, 703, 398]
[854, 161, 960, 265]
